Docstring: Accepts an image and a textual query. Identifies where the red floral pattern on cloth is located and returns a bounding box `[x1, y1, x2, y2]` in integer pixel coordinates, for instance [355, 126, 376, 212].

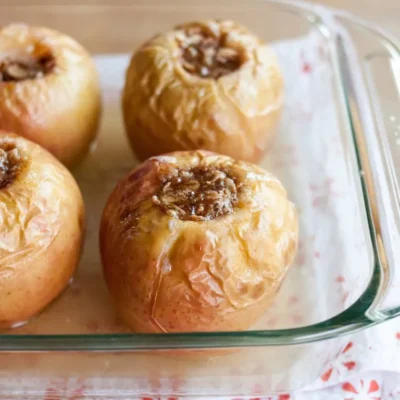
[320, 342, 358, 383]
[309, 178, 343, 208]
[34, 371, 400, 399]
[35, 377, 397, 400]
[300, 50, 313, 74]
[43, 378, 90, 400]
[141, 398, 178, 400]
[342, 379, 380, 400]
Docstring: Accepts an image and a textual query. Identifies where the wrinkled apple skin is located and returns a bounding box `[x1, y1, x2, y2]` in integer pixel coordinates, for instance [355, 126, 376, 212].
[122, 20, 283, 163]
[100, 150, 298, 333]
[0, 131, 85, 328]
[0, 24, 101, 167]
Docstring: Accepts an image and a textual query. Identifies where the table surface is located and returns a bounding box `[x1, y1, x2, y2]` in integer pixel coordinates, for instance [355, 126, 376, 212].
[0, 0, 399, 40]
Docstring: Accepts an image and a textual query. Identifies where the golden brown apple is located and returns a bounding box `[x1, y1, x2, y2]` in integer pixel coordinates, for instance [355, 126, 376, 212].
[122, 20, 283, 163]
[0, 131, 85, 328]
[0, 24, 101, 167]
[100, 150, 298, 333]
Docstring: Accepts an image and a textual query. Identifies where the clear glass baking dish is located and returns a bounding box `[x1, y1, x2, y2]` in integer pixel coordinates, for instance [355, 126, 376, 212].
[0, 0, 399, 397]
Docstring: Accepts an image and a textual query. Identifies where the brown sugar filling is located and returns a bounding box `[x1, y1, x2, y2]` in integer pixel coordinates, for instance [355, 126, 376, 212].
[0, 54, 55, 82]
[152, 166, 241, 221]
[179, 28, 243, 79]
[0, 142, 24, 189]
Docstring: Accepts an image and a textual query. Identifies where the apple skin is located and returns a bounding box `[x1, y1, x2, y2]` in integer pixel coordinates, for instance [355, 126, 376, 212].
[0, 24, 101, 167]
[122, 20, 283, 163]
[0, 131, 85, 328]
[100, 150, 298, 333]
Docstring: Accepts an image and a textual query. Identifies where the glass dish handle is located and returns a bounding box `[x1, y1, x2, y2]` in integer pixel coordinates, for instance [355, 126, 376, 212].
[364, 52, 400, 321]
[335, 18, 400, 322]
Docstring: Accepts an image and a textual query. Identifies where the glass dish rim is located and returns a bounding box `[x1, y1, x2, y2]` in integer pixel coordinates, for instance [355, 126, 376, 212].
[1, 0, 399, 351]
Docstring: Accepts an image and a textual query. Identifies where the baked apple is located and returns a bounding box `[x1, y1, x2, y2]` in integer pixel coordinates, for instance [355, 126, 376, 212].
[0, 24, 101, 167]
[122, 20, 283, 163]
[0, 131, 85, 328]
[100, 150, 298, 333]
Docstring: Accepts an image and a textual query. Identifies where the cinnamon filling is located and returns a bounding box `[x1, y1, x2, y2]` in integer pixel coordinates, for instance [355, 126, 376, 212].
[0, 54, 55, 82]
[179, 28, 243, 79]
[152, 166, 241, 221]
[0, 142, 24, 189]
